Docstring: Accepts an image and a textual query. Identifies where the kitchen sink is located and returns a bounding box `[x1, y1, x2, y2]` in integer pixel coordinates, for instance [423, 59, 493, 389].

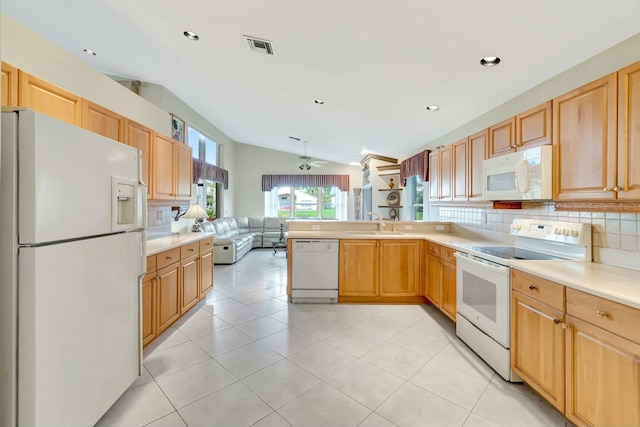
[346, 231, 405, 236]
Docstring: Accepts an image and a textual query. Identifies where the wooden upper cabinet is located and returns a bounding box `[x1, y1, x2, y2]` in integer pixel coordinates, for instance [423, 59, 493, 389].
[553, 73, 617, 200]
[428, 151, 439, 201]
[439, 145, 453, 201]
[379, 240, 419, 297]
[617, 61, 640, 199]
[1, 62, 19, 106]
[516, 101, 552, 150]
[82, 100, 125, 143]
[153, 133, 176, 200]
[339, 240, 379, 297]
[126, 120, 154, 197]
[175, 142, 193, 200]
[18, 70, 83, 125]
[468, 129, 488, 200]
[452, 139, 468, 201]
[489, 117, 516, 158]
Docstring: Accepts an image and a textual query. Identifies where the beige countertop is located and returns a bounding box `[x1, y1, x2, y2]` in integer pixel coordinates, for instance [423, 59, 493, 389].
[146, 232, 215, 256]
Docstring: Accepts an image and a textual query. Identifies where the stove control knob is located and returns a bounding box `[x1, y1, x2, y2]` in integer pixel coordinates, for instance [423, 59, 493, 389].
[570, 230, 579, 237]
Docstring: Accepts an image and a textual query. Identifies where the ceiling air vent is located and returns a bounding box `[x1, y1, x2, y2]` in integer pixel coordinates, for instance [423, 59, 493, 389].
[244, 36, 274, 55]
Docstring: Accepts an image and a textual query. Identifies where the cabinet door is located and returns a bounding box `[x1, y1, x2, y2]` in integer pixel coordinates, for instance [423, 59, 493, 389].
[157, 262, 181, 333]
[426, 255, 442, 306]
[200, 249, 214, 297]
[18, 70, 82, 125]
[126, 120, 154, 197]
[339, 240, 379, 297]
[617, 61, 640, 199]
[379, 240, 419, 297]
[516, 101, 552, 150]
[511, 291, 565, 411]
[468, 129, 488, 201]
[452, 139, 468, 201]
[153, 134, 176, 200]
[175, 142, 193, 200]
[441, 260, 456, 321]
[142, 273, 157, 347]
[82, 100, 125, 142]
[1, 62, 18, 106]
[553, 73, 617, 200]
[439, 145, 453, 201]
[428, 151, 439, 201]
[181, 255, 200, 314]
[489, 117, 516, 158]
[565, 315, 640, 427]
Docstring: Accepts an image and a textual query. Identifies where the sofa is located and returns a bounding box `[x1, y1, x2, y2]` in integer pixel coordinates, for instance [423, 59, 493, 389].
[200, 216, 288, 264]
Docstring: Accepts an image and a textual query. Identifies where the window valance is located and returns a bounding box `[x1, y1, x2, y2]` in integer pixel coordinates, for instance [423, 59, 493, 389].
[400, 150, 430, 184]
[262, 174, 350, 192]
[193, 159, 229, 189]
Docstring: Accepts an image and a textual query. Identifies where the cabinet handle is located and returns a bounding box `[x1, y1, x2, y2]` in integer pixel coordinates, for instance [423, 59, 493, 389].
[613, 186, 624, 192]
[603, 187, 611, 192]
[561, 323, 569, 330]
[528, 285, 537, 291]
[553, 319, 561, 325]
[188, 248, 194, 252]
[595, 310, 606, 318]
[166, 256, 174, 260]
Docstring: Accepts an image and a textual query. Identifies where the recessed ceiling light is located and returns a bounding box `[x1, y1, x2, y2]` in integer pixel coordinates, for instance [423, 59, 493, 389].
[480, 56, 501, 66]
[426, 105, 440, 111]
[314, 99, 325, 105]
[83, 49, 96, 56]
[183, 31, 199, 41]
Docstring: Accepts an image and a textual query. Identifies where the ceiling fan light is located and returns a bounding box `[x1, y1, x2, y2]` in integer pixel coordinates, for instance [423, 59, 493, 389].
[299, 164, 304, 170]
[306, 164, 311, 170]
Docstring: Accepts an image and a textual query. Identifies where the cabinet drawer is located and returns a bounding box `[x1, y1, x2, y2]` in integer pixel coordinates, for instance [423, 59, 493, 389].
[567, 288, 640, 344]
[440, 246, 456, 264]
[199, 237, 214, 252]
[512, 269, 565, 311]
[181, 241, 200, 259]
[425, 242, 440, 257]
[157, 247, 180, 269]
[146, 255, 157, 274]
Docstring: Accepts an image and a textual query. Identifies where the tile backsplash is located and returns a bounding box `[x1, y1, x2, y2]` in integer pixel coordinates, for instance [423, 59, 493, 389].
[438, 202, 639, 253]
[147, 205, 173, 227]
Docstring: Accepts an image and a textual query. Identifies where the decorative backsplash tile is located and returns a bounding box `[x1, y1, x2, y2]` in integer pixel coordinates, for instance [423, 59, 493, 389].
[147, 206, 173, 227]
[438, 202, 639, 253]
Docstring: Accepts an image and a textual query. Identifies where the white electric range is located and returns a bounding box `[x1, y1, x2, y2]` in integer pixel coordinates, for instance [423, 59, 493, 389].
[454, 219, 592, 381]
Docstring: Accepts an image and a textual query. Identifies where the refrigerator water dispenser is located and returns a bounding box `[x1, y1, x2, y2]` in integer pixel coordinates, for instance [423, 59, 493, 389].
[112, 176, 139, 231]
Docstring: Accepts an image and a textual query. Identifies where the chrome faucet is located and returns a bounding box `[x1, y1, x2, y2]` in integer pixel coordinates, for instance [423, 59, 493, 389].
[367, 212, 386, 232]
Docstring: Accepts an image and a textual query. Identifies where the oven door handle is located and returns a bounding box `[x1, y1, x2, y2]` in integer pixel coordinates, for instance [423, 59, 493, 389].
[454, 252, 510, 275]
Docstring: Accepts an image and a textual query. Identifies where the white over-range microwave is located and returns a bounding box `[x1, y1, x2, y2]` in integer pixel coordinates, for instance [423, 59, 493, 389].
[482, 145, 552, 201]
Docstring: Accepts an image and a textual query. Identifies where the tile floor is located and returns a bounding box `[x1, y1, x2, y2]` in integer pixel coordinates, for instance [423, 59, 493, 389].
[96, 249, 570, 427]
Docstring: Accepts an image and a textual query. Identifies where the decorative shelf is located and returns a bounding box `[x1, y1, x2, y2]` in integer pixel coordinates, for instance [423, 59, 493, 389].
[378, 205, 403, 208]
[377, 170, 400, 176]
[376, 164, 400, 176]
[378, 188, 402, 191]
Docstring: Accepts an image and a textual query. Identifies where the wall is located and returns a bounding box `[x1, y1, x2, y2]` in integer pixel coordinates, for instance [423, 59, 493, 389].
[233, 142, 362, 219]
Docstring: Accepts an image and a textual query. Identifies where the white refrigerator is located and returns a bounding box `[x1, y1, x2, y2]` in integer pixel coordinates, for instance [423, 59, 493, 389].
[0, 109, 147, 427]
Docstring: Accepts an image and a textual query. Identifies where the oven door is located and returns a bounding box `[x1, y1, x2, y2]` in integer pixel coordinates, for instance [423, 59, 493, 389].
[454, 252, 510, 347]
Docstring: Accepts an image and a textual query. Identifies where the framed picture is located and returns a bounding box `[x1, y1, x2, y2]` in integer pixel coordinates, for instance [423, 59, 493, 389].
[171, 114, 185, 143]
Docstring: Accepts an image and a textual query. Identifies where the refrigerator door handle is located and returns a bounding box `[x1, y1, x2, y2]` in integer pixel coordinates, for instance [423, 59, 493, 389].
[137, 230, 146, 375]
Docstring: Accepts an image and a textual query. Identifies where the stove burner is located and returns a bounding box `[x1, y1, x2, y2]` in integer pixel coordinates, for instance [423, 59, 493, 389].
[464, 246, 568, 261]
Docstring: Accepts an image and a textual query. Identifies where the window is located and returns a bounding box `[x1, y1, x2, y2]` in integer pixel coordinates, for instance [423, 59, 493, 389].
[406, 175, 426, 220]
[188, 127, 218, 165]
[266, 186, 346, 219]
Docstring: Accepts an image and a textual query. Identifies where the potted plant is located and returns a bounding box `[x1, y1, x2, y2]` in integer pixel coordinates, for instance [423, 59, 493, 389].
[206, 208, 216, 221]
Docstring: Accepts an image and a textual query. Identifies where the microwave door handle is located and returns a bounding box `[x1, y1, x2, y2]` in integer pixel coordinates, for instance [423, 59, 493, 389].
[516, 160, 529, 194]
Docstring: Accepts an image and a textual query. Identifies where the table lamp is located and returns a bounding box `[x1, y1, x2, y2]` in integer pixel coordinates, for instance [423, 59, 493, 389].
[183, 204, 208, 232]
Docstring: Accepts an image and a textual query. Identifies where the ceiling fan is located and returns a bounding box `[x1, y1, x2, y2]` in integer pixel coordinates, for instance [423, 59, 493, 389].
[290, 139, 328, 170]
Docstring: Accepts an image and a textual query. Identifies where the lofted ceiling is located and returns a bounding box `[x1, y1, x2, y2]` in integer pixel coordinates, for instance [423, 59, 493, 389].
[3, 0, 640, 164]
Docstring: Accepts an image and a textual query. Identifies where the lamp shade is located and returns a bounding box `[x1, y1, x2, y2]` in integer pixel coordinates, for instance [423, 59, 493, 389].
[182, 204, 207, 219]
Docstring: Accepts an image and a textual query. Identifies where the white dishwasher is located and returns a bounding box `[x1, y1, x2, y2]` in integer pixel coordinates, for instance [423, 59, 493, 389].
[291, 239, 339, 303]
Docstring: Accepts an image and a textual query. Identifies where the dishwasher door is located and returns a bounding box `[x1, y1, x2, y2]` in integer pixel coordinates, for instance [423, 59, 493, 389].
[291, 239, 339, 303]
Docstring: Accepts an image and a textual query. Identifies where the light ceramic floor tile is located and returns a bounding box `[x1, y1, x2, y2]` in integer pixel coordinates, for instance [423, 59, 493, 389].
[144, 341, 210, 379]
[250, 412, 293, 427]
[462, 413, 501, 427]
[127, 365, 154, 391]
[323, 328, 385, 357]
[172, 307, 211, 328]
[143, 327, 191, 357]
[288, 342, 356, 379]
[177, 315, 232, 339]
[95, 382, 174, 427]
[258, 327, 320, 356]
[409, 359, 490, 410]
[233, 288, 280, 305]
[353, 315, 409, 340]
[278, 383, 371, 427]
[361, 342, 429, 380]
[293, 316, 347, 339]
[242, 359, 321, 409]
[144, 411, 187, 427]
[490, 373, 540, 399]
[358, 412, 398, 427]
[327, 360, 405, 410]
[269, 309, 320, 326]
[216, 306, 266, 325]
[200, 289, 227, 303]
[156, 359, 237, 409]
[249, 298, 289, 315]
[387, 326, 451, 359]
[214, 341, 283, 379]
[203, 297, 246, 315]
[473, 383, 566, 427]
[178, 382, 272, 427]
[236, 315, 289, 339]
[431, 340, 495, 380]
[193, 327, 256, 357]
[377, 382, 469, 427]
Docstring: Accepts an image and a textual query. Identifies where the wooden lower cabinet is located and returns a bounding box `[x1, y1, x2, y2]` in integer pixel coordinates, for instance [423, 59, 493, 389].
[441, 260, 456, 321]
[141, 272, 157, 347]
[180, 255, 200, 314]
[200, 249, 214, 297]
[426, 255, 442, 306]
[511, 291, 565, 411]
[565, 316, 640, 427]
[339, 240, 379, 297]
[379, 240, 419, 296]
[424, 244, 457, 321]
[156, 261, 181, 334]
